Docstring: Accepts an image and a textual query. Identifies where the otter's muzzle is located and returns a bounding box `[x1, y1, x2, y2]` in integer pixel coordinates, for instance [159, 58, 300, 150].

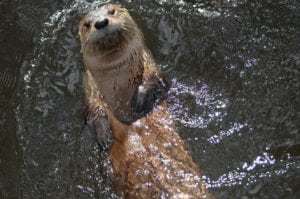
[94, 19, 109, 30]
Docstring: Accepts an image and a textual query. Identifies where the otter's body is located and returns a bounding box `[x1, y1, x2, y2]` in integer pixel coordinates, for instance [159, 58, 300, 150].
[79, 4, 213, 198]
[109, 103, 212, 198]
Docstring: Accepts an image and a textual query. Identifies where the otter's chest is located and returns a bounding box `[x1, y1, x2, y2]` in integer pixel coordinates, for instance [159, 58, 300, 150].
[100, 71, 136, 102]
[95, 67, 143, 123]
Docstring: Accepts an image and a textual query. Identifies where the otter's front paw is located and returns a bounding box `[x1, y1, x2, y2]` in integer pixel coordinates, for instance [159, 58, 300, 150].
[93, 116, 112, 149]
[132, 76, 169, 117]
[132, 85, 155, 117]
[86, 107, 112, 149]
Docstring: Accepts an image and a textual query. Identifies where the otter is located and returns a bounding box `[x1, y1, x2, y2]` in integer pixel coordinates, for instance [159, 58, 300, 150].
[79, 4, 169, 146]
[79, 4, 213, 198]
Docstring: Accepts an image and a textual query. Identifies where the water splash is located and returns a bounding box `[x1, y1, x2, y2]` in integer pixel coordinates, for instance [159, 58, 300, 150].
[133, 0, 222, 18]
[169, 79, 228, 129]
[22, 0, 110, 96]
[207, 122, 248, 144]
[203, 151, 296, 188]
[196, 8, 221, 18]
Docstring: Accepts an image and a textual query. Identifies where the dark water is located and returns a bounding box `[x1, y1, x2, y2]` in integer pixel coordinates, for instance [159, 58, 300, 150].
[0, 0, 299, 198]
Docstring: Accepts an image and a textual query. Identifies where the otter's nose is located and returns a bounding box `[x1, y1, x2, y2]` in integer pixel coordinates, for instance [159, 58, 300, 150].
[94, 19, 109, 29]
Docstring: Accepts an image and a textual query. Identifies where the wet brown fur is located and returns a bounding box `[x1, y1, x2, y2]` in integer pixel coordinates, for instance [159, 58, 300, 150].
[108, 103, 213, 198]
[79, 4, 213, 198]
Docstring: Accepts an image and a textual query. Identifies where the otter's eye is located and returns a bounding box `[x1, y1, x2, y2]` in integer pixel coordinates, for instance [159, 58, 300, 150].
[108, 9, 115, 15]
[84, 22, 91, 29]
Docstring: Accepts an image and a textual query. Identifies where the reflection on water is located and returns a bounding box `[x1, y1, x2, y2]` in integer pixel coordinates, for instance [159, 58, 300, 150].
[0, 0, 299, 198]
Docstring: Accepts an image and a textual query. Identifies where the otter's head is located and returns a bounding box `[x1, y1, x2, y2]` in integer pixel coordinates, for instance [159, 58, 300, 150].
[79, 4, 142, 54]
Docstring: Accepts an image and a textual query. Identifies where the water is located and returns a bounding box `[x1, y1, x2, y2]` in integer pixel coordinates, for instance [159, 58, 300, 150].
[0, 0, 299, 198]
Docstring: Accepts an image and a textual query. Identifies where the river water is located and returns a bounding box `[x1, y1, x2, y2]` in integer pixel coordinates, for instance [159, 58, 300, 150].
[0, 0, 299, 198]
